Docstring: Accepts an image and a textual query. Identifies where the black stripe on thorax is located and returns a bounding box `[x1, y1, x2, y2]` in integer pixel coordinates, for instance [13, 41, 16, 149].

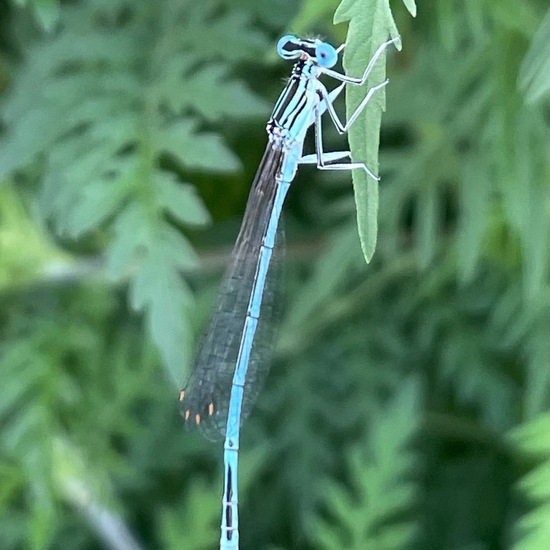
[269, 60, 309, 131]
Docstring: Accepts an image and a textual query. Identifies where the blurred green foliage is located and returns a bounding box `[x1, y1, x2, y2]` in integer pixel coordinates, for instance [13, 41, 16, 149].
[0, 0, 548, 549]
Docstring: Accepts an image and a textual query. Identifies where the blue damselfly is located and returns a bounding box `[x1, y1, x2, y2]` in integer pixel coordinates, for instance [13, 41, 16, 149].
[180, 34, 398, 549]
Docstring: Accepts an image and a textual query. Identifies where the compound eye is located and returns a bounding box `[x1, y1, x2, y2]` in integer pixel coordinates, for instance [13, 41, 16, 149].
[315, 42, 338, 68]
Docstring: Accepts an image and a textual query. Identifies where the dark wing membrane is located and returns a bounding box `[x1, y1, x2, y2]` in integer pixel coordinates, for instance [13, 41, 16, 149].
[239, 223, 284, 427]
[180, 142, 285, 441]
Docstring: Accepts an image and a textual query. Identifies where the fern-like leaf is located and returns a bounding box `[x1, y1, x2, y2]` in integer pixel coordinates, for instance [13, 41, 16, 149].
[0, 0, 271, 383]
[509, 414, 550, 550]
[312, 378, 422, 549]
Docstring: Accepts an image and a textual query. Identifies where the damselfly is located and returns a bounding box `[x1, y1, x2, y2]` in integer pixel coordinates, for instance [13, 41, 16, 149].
[180, 34, 398, 549]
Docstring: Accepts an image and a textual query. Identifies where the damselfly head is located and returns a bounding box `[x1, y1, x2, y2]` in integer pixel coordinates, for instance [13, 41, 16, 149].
[277, 35, 338, 69]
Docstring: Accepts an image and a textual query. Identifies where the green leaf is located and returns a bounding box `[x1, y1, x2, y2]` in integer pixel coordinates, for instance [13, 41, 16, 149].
[160, 477, 219, 550]
[402, 0, 417, 17]
[517, 464, 550, 501]
[159, 118, 241, 173]
[177, 8, 267, 62]
[34, 0, 60, 31]
[334, 0, 402, 262]
[513, 502, 550, 550]
[0, 183, 65, 289]
[312, 378, 422, 549]
[14, 0, 60, 31]
[0, 0, 271, 383]
[518, 10, 550, 104]
[159, 55, 269, 122]
[509, 414, 550, 550]
[126, 227, 197, 383]
[139, 260, 194, 385]
[157, 172, 211, 227]
[104, 204, 149, 280]
[155, 224, 200, 272]
[457, 153, 491, 281]
[509, 414, 550, 459]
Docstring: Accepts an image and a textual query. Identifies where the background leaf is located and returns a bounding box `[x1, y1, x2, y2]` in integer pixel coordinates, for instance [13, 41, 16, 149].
[509, 415, 550, 550]
[0, 0, 548, 549]
[518, 9, 550, 104]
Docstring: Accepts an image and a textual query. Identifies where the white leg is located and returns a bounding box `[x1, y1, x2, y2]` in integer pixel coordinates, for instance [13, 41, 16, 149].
[316, 82, 345, 119]
[300, 151, 350, 164]
[336, 42, 346, 54]
[301, 107, 380, 181]
[317, 79, 389, 135]
[322, 37, 399, 85]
